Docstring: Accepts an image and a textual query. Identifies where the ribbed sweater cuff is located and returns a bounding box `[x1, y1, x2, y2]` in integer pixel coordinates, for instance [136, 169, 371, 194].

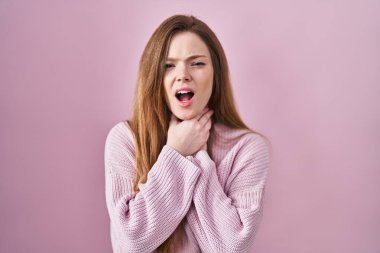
[138, 145, 201, 192]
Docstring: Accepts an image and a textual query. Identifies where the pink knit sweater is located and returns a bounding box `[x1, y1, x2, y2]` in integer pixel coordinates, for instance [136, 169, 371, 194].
[104, 121, 270, 253]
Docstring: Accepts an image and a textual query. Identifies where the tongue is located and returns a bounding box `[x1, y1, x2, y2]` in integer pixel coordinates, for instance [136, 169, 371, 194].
[178, 93, 192, 101]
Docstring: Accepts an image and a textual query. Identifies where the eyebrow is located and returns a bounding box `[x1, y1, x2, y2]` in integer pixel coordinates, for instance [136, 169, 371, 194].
[166, 54, 207, 61]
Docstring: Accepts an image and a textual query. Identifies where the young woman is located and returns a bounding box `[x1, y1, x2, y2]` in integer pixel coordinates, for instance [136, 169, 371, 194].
[105, 14, 271, 253]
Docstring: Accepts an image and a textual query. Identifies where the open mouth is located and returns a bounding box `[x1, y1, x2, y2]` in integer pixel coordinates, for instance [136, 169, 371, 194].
[175, 91, 194, 102]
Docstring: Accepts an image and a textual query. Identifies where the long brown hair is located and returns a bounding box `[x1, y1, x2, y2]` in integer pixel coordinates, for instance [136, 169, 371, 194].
[128, 14, 264, 252]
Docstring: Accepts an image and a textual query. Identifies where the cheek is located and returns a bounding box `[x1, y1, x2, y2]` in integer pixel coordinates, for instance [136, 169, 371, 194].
[163, 77, 171, 95]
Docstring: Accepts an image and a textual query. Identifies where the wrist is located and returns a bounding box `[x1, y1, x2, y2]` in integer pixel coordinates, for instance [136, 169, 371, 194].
[166, 143, 185, 156]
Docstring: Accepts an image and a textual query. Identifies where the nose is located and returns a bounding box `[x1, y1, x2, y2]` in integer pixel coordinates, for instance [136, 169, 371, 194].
[176, 64, 192, 82]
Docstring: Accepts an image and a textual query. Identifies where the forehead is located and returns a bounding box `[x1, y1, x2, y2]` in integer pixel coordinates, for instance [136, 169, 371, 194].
[167, 31, 210, 59]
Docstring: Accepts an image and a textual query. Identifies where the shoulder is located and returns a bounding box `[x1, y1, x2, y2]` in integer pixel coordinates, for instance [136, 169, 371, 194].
[212, 124, 271, 191]
[105, 120, 135, 149]
[104, 120, 136, 162]
[213, 122, 271, 162]
[240, 132, 270, 155]
[104, 120, 137, 175]
[214, 123, 270, 148]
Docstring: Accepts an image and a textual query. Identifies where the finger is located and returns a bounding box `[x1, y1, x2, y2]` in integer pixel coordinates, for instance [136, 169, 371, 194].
[195, 108, 208, 121]
[199, 110, 214, 127]
[204, 132, 210, 143]
[196, 108, 210, 123]
[205, 119, 212, 130]
[198, 110, 213, 127]
[196, 107, 209, 121]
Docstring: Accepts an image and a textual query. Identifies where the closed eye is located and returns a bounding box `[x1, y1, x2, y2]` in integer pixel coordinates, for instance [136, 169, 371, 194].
[164, 63, 174, 69]
[164, 62, 205, 70]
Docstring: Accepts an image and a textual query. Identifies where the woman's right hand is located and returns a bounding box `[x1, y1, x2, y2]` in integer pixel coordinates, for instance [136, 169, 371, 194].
[166, 108, 214, 156]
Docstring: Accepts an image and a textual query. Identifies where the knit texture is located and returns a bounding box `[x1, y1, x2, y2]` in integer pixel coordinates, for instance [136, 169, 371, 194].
[104, 121, 270, 253]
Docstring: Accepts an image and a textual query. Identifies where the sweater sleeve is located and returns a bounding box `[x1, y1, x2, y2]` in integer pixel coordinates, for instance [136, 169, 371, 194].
[104, 123, 201, 253]
[185, 134, 270, 253]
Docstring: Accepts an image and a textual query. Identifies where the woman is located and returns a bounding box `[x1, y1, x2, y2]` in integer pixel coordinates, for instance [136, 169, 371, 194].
[105, 14, 270, 253]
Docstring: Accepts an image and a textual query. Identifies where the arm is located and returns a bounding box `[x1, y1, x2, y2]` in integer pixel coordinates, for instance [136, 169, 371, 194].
[104, 123, 201, 252]
[186, 134, 270, 253]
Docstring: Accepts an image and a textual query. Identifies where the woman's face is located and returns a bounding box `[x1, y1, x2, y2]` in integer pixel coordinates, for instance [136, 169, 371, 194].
[163, 31, 214, 121]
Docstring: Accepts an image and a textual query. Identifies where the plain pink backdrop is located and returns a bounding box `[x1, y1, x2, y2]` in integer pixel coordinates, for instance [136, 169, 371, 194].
[1, 0, 379, 252]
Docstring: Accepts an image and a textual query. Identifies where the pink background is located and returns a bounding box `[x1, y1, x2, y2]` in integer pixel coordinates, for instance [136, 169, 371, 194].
[1, 0, 379, 252]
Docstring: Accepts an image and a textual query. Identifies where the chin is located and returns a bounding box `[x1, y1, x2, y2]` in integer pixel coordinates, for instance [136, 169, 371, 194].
[175, 113, 193, 121]
[173, 109, 197, 121]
